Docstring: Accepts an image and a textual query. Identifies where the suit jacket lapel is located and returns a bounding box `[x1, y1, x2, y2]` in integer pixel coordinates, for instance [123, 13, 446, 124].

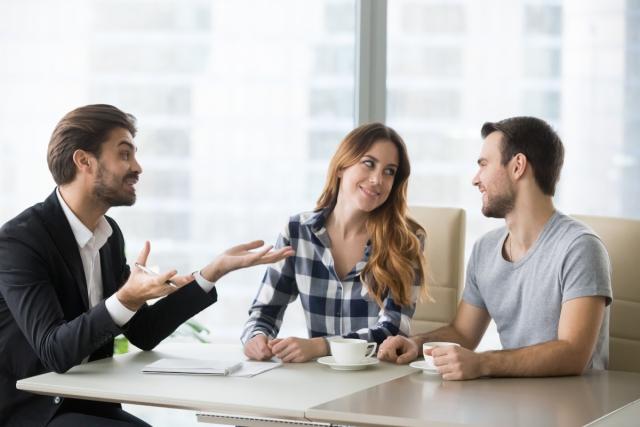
[39, 190, 90, 309]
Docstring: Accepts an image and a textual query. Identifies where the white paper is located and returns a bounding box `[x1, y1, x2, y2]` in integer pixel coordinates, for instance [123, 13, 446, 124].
[229, 360, 283, 377]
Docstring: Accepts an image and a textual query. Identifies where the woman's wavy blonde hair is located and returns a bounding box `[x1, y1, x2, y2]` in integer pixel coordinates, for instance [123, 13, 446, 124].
[315, 123, 428, 307]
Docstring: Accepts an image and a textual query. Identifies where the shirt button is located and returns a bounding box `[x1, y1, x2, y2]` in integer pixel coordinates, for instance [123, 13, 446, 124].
[53, 396, 61, 405]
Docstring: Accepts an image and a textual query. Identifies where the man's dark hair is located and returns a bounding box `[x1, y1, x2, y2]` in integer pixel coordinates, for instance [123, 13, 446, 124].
[47, 104, 137, 185]
[481, 116, 564, 196]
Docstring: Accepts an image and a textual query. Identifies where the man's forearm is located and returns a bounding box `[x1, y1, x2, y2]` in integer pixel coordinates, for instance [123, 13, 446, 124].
[480, 340, 589, 377]
[412, 325, 472, 348]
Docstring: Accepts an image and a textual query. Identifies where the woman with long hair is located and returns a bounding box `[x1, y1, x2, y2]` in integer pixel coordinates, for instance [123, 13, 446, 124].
[242, 122, 428, 362]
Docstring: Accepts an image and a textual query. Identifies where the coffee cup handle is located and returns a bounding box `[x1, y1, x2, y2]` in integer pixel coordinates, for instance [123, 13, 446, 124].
[365, 342, 377, 358]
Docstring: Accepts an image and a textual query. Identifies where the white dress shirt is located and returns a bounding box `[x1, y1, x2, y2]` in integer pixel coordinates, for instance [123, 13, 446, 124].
[56, 189, 216, 328]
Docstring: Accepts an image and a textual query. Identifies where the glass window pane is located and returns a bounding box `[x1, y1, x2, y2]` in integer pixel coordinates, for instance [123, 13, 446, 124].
[0, 0, 356, 347]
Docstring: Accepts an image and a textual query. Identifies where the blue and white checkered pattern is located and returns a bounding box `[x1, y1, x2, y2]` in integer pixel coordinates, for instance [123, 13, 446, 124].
[241, 209, 421, 344]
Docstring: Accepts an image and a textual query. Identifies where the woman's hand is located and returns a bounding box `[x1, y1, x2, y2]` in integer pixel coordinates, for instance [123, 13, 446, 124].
[244, 334, 274, 361]
[268, 337, 328, 363]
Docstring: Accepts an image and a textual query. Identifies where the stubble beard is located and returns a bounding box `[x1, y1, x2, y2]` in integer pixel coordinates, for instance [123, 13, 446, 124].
[94, 164, 137, 207]
[481, 188, 515, 219]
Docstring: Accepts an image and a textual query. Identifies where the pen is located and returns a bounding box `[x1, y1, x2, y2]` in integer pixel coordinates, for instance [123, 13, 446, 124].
[134, 262, 178, 288]
[225, 361, 244, 376]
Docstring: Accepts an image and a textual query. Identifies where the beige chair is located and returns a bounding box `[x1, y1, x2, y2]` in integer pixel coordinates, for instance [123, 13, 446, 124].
[409, 206, 466, 335]
[573, 214, 640, 373]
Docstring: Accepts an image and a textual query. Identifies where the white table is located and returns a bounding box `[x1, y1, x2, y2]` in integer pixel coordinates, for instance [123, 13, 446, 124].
[16, 343, 414, 425]
[17, 343, 640, 426]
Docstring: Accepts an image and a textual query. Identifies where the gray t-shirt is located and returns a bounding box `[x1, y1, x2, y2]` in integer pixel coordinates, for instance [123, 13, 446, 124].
[462, 211, 612, 369]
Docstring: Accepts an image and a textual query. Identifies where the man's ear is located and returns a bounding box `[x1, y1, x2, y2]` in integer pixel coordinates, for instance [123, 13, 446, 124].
[511, 153, 528, 180]
[72, 150, 95, 175]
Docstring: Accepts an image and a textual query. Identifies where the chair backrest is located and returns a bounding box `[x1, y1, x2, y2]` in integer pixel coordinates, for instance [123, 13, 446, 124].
[572, 214, 640, 373]
[409, 206, 466, 335]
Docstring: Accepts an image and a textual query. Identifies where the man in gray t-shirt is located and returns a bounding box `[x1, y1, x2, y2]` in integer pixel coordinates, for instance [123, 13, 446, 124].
[378, 116, 612, 380]
[463, 211, 611, 370]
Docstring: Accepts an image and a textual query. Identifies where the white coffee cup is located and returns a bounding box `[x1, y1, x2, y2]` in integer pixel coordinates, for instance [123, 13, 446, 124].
[422, 341, 460, 366]
[330, 338, 377, 364]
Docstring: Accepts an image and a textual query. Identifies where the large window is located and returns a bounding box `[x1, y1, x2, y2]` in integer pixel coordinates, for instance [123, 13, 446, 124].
[388, 0, 640, 237]
[0, 0, 356, 342]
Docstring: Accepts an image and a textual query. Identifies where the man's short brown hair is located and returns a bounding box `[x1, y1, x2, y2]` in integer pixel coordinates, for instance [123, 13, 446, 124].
[47, 104, 137, 185]
[481, 116, 564, 196]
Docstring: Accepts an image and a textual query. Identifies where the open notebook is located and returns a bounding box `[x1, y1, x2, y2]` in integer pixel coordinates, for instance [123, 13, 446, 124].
[142, 358, 243, 376]
[142, 358, 282, 377]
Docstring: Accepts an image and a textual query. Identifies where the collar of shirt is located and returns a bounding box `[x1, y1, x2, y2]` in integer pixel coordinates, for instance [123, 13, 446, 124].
[302, 208, 372, 277]
[56, 188, 113, 253]
[301, 208, 329, 232]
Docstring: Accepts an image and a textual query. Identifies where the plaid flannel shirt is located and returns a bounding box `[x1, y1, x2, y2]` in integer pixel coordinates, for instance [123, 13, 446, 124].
[241, 209, 421, 345]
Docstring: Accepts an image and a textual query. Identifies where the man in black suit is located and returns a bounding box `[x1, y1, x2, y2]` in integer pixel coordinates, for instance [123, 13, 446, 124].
[0, 104, 293, 426]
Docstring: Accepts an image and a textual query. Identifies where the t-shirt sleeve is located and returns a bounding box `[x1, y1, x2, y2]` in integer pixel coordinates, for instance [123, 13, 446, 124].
[561, 234, 612, 305]
[462, 241, 487, 309]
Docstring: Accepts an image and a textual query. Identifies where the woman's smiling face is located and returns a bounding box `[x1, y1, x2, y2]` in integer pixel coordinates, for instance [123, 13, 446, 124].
[337, 139, 399, 213]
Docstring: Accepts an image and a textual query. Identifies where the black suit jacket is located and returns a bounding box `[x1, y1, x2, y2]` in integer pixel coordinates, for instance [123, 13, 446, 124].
[0, 190, 218, 426]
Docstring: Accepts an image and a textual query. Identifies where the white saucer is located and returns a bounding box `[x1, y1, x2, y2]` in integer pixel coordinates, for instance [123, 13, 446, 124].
[317, 356, 379, 371]
[410, 360, 440, 375]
